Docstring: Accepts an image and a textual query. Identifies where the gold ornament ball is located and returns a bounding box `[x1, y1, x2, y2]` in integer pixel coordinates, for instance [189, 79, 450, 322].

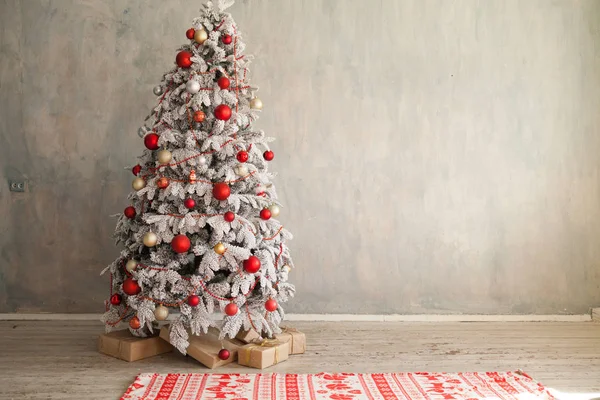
[250, 97, 263, 110]
[132, 177, 146, 191]
[157, 149, 172, 164]
[213, 242, 226, 255]
[282, 265, 291, 273]
[154, 305, 169, 321]
[194, 29, 208, 44]
[125, 259, 138, 272]
[143, 232, 158, 247]
[269, 204, 280, 218]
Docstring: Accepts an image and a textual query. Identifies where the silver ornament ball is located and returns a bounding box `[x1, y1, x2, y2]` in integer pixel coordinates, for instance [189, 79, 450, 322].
[198, 156, 207, 165]
[186, 80, 201, 94]
[153, 85, 163, 96]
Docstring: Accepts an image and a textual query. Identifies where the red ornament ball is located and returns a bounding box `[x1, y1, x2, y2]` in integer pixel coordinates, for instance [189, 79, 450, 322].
[132, 164, 142, 176]
[123, 278, 141, 296]
[222, 34, 233, 45]
[236, 151, 249, 163]
[171, 234, 191, 254]
[263, 150, 274, 161]
[187, 295, 200, 307]
[265, 298, 278, 312]
[193, 110, 206, 123]
[213, 183, 231, 201]
[144, 133, 160, 150]
[186, 28, 195, 39]
[110, 293, 122, 306]
[214, 104, 232, 121]
[217, 76, 230, 89]
[218, 348, 230, 360]
[184, 198, 196, 209]
[223, 211, 235, 222]
[224, 302, 238, 316]
[176, 50, 193, 68]
[129, 316, 141, 330]
[260, 209, 271, 220]
[243, 256, 261, 273]
[156, 177, 169, 189]
[124, 206, 136, 219]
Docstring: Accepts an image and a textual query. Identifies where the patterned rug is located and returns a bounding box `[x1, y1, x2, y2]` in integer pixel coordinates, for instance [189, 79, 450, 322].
[121, 371, 554, 399]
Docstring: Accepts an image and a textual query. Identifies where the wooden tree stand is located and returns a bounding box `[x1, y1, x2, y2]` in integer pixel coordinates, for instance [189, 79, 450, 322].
[98, 330, 173, 362]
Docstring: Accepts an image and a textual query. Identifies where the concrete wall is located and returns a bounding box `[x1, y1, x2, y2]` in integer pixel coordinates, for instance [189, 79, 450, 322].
[1, 0, 600, 314]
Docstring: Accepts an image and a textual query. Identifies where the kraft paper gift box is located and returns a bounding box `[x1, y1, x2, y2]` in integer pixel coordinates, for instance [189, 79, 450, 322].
[236, 328, 262, 344]
[237, 339, 289, 369]
[159, 325, 244, 369]
[98, 329, 173, 362]
[273, 327, 306, 355]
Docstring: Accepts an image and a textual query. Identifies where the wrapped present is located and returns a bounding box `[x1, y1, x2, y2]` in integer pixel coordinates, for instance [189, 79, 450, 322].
[238, 339, 289, 369]
[98, 330, 173, 362]
[236, 328, 262, 344]
[159, 325, 244, 369]
[274, 326, 306, 355]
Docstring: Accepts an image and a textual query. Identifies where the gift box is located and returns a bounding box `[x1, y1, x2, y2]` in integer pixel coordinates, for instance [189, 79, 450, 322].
[159, 325, 244, 369]
[274, 327, 306, 355]
[236, 328, 262, 344]
[98, 329, 173, 362]
[238, 339, 289, 369]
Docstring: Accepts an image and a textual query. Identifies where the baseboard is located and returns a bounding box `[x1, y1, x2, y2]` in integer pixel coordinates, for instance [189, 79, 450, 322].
[0, 313, 591, 322]
[592, 308, 600, 322]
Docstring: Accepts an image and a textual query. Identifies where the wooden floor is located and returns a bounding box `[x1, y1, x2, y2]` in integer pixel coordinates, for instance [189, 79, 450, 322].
[0, 321, 599, 399]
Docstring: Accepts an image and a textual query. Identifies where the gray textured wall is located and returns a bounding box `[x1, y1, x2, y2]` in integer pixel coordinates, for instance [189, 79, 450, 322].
[1, 0, 600, 314]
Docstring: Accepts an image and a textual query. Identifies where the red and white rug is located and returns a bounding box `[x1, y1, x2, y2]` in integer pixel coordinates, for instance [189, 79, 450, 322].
[121, 371, 554, 400]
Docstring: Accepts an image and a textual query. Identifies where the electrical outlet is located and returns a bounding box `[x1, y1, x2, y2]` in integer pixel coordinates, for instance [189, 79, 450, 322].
[9, 180, 26, 192]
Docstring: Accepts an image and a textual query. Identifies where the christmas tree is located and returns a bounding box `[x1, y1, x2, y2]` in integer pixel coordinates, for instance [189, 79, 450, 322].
[101, 0, 295, 354]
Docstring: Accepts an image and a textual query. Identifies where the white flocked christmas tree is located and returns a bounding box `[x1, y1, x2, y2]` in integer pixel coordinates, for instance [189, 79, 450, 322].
[101, 0, 295, 354]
